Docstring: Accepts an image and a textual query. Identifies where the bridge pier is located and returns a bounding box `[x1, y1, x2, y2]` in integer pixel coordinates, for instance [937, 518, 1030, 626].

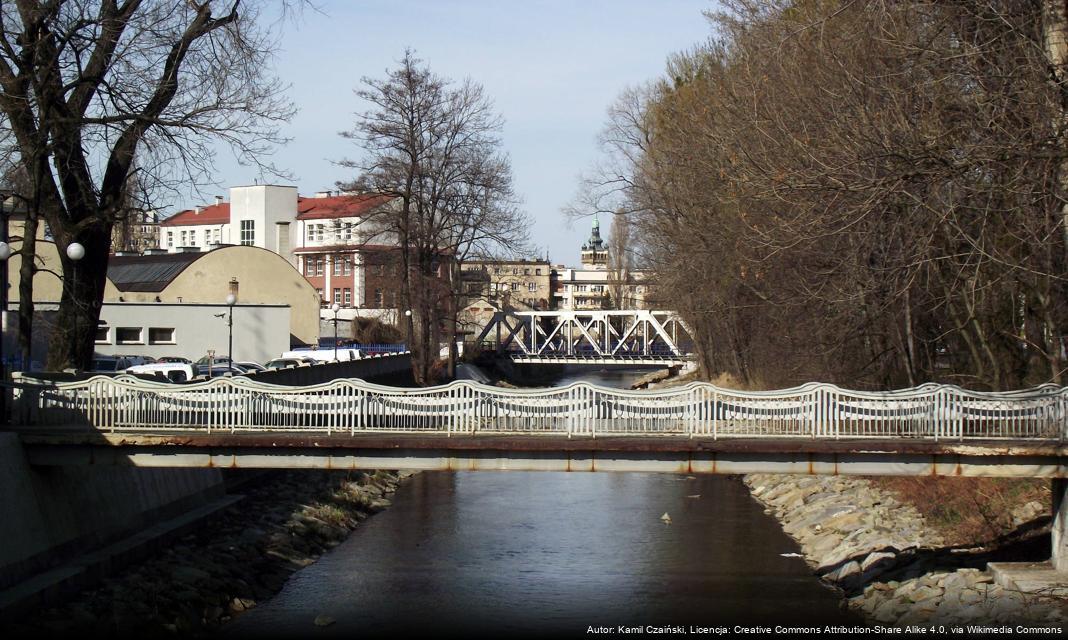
[1055, 478, 1067, 573]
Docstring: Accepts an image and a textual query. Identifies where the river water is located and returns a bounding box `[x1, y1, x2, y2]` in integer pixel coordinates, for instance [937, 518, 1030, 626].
[228, 368, 855, 638]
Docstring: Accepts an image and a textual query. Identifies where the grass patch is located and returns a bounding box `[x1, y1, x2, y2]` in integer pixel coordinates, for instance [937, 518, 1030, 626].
[870, 476, 1051, 546]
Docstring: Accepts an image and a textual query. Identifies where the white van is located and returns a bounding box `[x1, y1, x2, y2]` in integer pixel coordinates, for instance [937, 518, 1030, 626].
[281, 348, 362, 363]
[126, 362, 195, 383]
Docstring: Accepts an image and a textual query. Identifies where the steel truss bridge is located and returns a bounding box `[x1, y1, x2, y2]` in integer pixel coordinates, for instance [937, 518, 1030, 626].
[474, 310, 694, 365]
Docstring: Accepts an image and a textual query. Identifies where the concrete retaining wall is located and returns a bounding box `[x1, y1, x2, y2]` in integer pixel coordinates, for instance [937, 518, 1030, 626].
[0, 432, 224, 590]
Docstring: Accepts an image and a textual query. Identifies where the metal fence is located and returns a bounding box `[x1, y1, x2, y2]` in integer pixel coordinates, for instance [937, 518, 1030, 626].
[8, 376, 1067, 441]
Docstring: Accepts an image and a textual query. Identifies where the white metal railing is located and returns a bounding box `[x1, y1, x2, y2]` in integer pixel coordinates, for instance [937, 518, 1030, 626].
[7, 376, 1067, 442]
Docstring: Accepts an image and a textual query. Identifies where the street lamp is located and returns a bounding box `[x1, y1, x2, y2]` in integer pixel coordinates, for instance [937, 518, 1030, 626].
[66, 242, 86, 262]
[331, 302, 340, 361]
[226, 292, 237, 371]
[0, 238, 9, 423]
[67, 242, 85, 369]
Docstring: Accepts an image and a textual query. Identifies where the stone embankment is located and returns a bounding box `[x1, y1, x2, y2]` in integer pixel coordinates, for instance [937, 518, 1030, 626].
[6, 469, 411, 638]
[746, 474, 1066, 626]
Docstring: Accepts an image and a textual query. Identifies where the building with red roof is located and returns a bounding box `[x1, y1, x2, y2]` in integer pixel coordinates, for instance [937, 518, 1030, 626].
[158, 186, 408, 320]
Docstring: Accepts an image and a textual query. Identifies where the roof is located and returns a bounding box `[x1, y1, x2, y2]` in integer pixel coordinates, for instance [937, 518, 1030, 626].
[107, 252, 206, 292]
[292, 243, 401, 255]
[296, 194, 393, 220]
[160, 203, 230, 227]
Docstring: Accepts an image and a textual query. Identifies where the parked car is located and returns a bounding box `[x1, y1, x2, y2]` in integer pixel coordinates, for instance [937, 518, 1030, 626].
[235, 361, 267, 373]
[89, 356, 133, 373]
[194, 364, 247, 378]
[195, 355, 232, 367]
[282, 348, 362, 362]
[119, 355, 156, 366]
[127, 362, 195, 383]
[156, 356, 192, 364]
[265, 357, 315, 370]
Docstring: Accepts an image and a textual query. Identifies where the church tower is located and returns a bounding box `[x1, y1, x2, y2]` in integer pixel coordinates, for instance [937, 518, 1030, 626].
[580, 216, 608, 269]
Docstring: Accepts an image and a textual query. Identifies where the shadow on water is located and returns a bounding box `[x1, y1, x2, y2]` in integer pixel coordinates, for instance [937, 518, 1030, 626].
[225, 368, 859, 638]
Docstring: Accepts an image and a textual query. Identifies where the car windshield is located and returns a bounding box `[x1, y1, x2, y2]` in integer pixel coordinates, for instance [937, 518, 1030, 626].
[92, 360, 117, 371]
[195, 356, 231, 366]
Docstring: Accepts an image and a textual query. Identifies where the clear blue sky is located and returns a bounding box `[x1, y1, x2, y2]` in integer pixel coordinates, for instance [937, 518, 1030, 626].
[200, 0, 715, 265]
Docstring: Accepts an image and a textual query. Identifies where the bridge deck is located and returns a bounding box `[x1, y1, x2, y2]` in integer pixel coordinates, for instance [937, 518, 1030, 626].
[16, 429, 1067, 477]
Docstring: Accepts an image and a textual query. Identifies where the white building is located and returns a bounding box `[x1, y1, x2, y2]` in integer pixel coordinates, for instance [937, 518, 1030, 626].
[231, 185, 299, 259]
[551, 216, 651, 311]
[95, 302, 291, 364]
[159, 195, 232, 251]
[158, 187, 400, 322]
[158, 185, 299, 260]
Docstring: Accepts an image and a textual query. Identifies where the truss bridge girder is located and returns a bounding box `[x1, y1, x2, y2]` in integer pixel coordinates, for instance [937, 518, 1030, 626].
[475, 310, 693, 363]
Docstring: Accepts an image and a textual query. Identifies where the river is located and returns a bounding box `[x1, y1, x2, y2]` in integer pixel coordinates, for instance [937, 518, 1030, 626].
[227, 367, 856, 638]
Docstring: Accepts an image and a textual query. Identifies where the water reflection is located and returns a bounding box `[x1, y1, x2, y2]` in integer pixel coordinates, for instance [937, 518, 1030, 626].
[227, 368, 854, 637]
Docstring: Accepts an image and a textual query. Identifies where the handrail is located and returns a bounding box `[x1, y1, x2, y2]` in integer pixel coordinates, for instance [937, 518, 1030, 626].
[7, 374, 1066, 441]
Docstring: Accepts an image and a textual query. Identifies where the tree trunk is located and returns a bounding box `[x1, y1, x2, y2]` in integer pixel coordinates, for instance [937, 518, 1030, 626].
[45, 226, 111, 371]
[902, 289, 917, 386]
[17, 212, 38, 370]
[1044, 0, 1068, 262]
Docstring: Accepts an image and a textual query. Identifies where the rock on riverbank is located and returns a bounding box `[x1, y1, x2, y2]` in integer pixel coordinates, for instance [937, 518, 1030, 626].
[745, 474, 1066, 626]
[6, 469, 412, 638]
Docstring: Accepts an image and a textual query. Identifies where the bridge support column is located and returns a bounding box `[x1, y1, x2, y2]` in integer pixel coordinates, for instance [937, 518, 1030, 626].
[1054, 478, 1068, 573]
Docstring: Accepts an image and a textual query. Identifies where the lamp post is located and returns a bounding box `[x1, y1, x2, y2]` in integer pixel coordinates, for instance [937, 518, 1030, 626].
[0, 234, 10, 424]
[226, 292, 237, 371]
[331, 302, 340, 361]
[404, 309, 412, 352]
[66, 242, 85, 369]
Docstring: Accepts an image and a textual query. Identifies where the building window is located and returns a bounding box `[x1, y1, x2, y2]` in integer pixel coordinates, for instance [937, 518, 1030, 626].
[240, 220, 255, 245]
[316, 288, 323, 300]
[116, 327, 143, 345]
[343, 224, 352, 240]
[213, 229, 221, 244]
[166, 231, 174, 248]
[95, 327, 110, 344]
[333, 288, 342, 304]
[377, 264, 385, 276]
[511, 283, 520, 291]
[333, 258, 342, 276]
[524, 268, 530, 275]
[528, 282, 537, 292]
[343, 257, 352, 275]
[315, 258, 324, 276]
[179, 230, 187, 246]
[344, 288, 352, 305]
[148, 328, 176, 345]
[535, 268, 542, 275]
[374, 289, 383, 307]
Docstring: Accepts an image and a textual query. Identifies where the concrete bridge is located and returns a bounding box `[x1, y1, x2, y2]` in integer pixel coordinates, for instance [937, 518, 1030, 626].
[475, 309, 694, 366]
[7, 375, 1065, 477]
[8, 375, 1068, 573]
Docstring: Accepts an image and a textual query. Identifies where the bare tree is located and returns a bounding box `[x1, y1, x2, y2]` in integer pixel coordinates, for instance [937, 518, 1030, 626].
[606, 213, 634, 309]
[339, 50, 526, 384]
[0, 1, 297, 370]
[588, 0, 1068, 390]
